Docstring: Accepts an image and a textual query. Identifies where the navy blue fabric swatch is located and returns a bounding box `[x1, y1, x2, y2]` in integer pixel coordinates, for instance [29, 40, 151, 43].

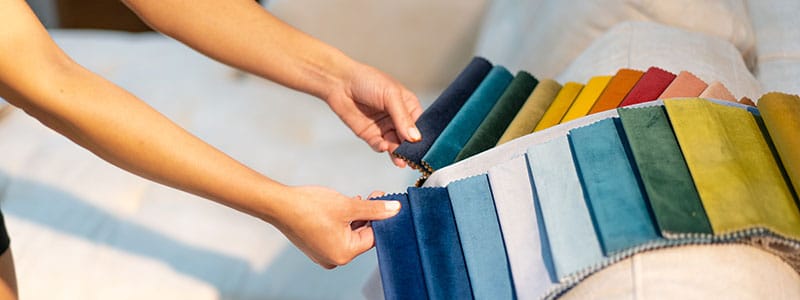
[394, 57, 493, 169]
[371, 193, 428, 300]
[408, 187, 473, 300]
[568, 118, 660, 255]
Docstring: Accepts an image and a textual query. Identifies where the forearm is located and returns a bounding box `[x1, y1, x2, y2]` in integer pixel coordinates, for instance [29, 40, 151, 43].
[124, 0, 355, 101]
[2, 55, 288, 223]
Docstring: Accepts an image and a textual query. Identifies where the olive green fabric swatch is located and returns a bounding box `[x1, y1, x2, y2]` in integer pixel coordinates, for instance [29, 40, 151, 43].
[665, 98, 800, 240]
[456, 71, 538, 161]
[496, 79, 562, 145]
[618, 106, 713, 236]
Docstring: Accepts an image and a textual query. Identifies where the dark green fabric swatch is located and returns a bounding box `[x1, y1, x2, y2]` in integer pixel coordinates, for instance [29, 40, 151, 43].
[456, 71, 538, 161]
[618, 106, 713, 236]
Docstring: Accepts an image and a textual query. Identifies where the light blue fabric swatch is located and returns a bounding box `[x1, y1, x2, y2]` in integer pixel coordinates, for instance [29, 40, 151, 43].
[488, 156, 557, 299]
[526, 136, 604, 280]
[568, 118, 660, 255]
[423, 66, 514, 171]
[448, 175, 515, 300]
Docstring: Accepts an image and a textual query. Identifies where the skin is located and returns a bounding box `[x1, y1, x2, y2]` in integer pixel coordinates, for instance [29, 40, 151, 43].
[0, 0, 423, 297]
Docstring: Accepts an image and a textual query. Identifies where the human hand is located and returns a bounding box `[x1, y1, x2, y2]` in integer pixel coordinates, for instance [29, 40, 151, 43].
[325, 63, 423, 168]
[270, 187, 399, 269]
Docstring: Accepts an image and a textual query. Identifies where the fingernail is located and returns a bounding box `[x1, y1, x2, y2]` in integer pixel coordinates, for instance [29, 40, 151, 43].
[408, 127, 421, 142]
[384, 201, 401, 211]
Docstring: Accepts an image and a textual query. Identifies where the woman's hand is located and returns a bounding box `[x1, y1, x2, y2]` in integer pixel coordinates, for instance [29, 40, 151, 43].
[325, 63, 423, 168]
[270, 187, 399, 269]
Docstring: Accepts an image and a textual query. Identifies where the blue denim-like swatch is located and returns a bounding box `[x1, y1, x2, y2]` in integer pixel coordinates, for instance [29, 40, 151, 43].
[526, 136, 604, 279]
[423, 66, 514, 171]
[371, 193, 428, 300]
[394, 57, 493, 167]
[568, 118, 660, 255]
[407, 187, 473, 300]
[448, 175, 515, 300]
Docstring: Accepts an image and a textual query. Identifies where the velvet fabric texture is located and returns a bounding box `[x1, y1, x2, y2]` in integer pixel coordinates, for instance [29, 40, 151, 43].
[497, 79, 562, 145]
[618, 106, 713, 236]
[589, 69, 644, 114]
[699, 81, 737, 102]
[561, 76, 613, 123]
[407, 187, 473, 300]
[527, 136, 604, 279]
[393, 57, 492, 169]
[758, 92, 800, 195]
[658, 71, 708, 99]
[422, 66, 514, 171]
[534, 82, 584, 131]
[456, 71, 539, 161]
[448, 175, 515, 300]
[665, 99, 800, 240]
[569, 118, 660, 255]
[619, 67, 676, 107]
[371, 193, 428, 300]
[488, 156, 557, 300]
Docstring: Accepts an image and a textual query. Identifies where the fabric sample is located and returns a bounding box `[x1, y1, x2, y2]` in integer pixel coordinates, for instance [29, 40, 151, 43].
[422, 66, 514, 171]
[658, 71, 708, 99]
[561, 75, 613, 123]
[526, 136, 604, 279]
[497, 79, 562, 145]
[407, 187, 472, 300]
[448, 175, 515, 300]
[393, 57, 492, 169]
[756, 92, 800, 200]
[665, 99, 800, 240]
[569, 118, 660, 255]
[488, 156, 557, 300]
[618, 106, 713, 236]
[698, 81, 737, 102]
[456, 71, 539, 161]
[739, 97, 756, 106]
[534, 82, 584, 131]
[589, 69, 644, 114]
[619, 67, 676, 107]
[371, 193, 428, 300]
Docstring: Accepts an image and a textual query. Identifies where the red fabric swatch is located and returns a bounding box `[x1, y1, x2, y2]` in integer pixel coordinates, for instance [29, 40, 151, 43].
[618, 67, 676, 107]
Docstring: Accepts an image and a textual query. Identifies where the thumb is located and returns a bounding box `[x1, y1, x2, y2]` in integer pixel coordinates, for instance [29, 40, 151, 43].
[385, 89, 421, 143]
[350, 198, 401, 221]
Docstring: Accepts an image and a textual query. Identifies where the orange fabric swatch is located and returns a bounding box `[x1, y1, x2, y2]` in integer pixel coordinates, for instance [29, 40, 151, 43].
[699, 81, 736, 102]
[589, 69, 644, 114]
[658, 71, 708, 99]
[738, 97, 756, 106]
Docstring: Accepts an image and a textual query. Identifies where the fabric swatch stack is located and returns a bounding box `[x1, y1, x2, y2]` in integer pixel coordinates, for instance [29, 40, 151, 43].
[377, 57, 800, 300]
[393, 57, 753, 180]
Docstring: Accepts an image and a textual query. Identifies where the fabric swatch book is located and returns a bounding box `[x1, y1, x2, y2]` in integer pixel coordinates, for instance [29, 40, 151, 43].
[377, 57, 800, 300]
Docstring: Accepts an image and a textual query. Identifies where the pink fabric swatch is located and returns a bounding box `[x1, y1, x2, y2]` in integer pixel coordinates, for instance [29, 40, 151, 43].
[699, 81, 737, 102]
[658, 71, 708, 99]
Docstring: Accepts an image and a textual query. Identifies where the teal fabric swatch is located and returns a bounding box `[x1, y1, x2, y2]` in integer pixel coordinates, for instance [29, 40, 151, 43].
[526, 136, 604, 279]
[447, 175, 515, 300]
[423, 66, 514, 171]
[569, 118, 660, 255]
[456, 71, 539, 162]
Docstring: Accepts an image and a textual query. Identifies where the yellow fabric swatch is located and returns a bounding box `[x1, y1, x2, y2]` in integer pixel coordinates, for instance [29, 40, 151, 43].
[533, 82, 583, 132]
[665, 98, 800, 239]
[560, 76, 612, 123]
[758, 92, 800, 195]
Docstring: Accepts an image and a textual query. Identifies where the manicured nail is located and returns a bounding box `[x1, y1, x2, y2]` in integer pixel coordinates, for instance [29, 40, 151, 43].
[408, 127, 421, 142]
[384, 201, 401, 211]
